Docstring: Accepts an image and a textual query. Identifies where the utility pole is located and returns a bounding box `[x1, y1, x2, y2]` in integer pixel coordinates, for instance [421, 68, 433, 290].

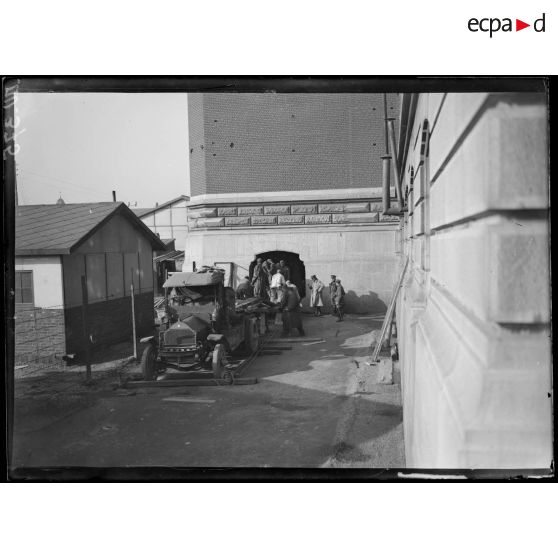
[81, 276, 92, 381]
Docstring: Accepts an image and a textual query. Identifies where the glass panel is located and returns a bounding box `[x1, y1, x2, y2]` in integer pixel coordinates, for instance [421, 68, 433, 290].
[15, 271, 34, 304]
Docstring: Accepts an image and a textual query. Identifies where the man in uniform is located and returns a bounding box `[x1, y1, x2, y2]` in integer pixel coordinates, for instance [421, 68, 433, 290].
[236, 276, 254, 299]
[280, 283, 305, 337]
[329, 275, 338, 316]
[251, 258, 268, 299]
[333, 278, 346, 322]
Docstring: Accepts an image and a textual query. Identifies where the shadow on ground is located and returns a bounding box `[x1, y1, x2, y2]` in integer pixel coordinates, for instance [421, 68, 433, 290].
[10, 314, 403, 470]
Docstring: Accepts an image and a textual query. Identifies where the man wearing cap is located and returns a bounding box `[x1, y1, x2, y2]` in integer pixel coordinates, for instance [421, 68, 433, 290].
[329, 275, 338, 316]
[280, 283, 305, 337]
[285, 280, 300, 299]
[333, 279, 346, 322]
[251, 258, 268, 299]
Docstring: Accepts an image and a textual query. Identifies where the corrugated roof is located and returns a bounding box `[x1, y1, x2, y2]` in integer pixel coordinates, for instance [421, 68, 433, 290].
[16, 202, 167, 255]
[153, 250, 185, 263]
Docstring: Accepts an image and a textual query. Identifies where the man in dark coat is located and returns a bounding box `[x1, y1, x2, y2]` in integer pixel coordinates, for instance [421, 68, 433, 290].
[280, 284, 305, 337]
[329, 275, 338, 316]
[251, 258, 268, 299]
[236, 276, 254, 299]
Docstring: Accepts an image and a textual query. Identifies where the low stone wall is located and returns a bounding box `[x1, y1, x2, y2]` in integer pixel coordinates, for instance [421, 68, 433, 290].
[14, 306, 66, 367]
[64, 292, 155, 355]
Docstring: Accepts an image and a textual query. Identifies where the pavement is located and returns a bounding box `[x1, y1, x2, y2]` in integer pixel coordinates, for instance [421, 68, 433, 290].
[10, 313, 405, 470]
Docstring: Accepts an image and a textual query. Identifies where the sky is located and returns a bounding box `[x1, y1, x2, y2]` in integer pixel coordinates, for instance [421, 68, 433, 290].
[15, 93, 190, 208]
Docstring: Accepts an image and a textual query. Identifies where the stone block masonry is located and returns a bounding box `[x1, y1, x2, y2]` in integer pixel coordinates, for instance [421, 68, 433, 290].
[15, 306, 66, 366]
[396, 92, 551, 469]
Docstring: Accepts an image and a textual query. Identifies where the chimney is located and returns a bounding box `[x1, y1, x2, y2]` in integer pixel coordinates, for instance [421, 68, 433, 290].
[112, 190, 116, 202]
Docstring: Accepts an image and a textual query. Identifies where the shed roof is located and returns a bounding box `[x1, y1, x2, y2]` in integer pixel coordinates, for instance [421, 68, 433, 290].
[16, 202, 167, 256]
[132, 195, 190, 218]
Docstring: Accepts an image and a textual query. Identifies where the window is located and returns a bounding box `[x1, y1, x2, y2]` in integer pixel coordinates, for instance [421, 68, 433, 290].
[15, 271, 34, 304]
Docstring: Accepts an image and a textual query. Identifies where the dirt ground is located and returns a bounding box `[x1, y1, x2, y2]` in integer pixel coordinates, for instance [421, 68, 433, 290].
[9, 313, 405, 474]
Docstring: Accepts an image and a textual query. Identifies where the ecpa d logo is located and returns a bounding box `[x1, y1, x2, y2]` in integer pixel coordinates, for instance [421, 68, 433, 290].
[468, 13, 545, 37]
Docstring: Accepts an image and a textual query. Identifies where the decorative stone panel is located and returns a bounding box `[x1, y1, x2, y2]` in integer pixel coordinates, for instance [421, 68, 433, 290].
[238, 206, 264, 216]
[380, 214, 400, 222]
[217, 207, 238, 216]
[305, 214, 331, 225]
[318, 203, 345, 213]
[188, 207, 217, 220]
[278, 215, 304, 225]
[332, 212, 379, 224]
[225, 216, 250, 226]
[344, 202, 370, 213]
[196, 217, 225, 228]
[264, 205, 290, 215]
[291, 204, 317, 214]
[251, 215, 277, 226]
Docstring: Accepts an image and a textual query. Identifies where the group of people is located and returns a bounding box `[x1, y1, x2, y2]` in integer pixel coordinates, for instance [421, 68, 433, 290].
[308, 274, 345, 322]
[235, 258, 346, 336]
[237, 258, 293, 303]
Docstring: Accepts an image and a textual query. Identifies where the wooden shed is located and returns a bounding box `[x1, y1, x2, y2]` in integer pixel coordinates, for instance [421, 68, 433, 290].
[15, 202, 166, 366]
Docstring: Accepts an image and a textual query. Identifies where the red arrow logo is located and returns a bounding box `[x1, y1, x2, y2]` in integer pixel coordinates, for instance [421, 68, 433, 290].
[516, 19, 530, 31]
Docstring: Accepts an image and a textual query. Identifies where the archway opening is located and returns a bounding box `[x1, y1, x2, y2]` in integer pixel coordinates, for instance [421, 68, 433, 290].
[249, 250, 306, 299]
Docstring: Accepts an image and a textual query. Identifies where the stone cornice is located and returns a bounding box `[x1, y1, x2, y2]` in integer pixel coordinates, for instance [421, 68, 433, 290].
[188, 187, 395, 206]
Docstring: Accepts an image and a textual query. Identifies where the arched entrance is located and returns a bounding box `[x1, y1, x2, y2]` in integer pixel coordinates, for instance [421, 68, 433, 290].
[249, 250, 306, 299]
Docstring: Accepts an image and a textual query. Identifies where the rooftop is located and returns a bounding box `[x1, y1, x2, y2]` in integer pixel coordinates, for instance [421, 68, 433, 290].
[16, 202, 167, 256]
[131, 195, 190, 218]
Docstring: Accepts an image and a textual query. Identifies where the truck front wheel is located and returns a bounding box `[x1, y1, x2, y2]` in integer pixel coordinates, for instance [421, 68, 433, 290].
[141, 344, 158, 381]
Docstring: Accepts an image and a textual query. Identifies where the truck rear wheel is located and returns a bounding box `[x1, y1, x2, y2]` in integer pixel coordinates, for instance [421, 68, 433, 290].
[141, 344, 158, 381]
[212, 343, 228, 379]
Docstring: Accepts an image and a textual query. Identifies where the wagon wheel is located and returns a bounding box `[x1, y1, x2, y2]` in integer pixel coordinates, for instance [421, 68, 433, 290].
[245, 318, 260, 354]
[212, 344, 229, 379]
[140, 344, 158, 381]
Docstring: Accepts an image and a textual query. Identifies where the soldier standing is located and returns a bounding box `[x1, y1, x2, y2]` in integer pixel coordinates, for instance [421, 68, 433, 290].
[251, 258, 268, 299]
[334, 279, 346, 322]
[329, 275, 338, 316]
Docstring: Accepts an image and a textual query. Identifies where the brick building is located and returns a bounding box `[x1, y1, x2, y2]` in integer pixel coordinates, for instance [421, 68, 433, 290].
[396, 92, 551, 468]
[186, 93, 400, 311]
[15, 202, 165, 367]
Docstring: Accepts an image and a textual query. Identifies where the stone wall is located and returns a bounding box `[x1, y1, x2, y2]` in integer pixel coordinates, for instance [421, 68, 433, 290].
[14, 306, 66, 368]
[396, 92, 551, 469]
[188, 197, 399, 230]
[185, 224, 399, 315]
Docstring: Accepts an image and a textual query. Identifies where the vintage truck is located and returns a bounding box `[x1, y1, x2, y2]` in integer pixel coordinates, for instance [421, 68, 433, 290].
[139, 269, 269, 380]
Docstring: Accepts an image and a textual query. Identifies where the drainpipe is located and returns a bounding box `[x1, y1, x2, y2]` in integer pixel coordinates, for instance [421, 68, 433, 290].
[381, 155, 391, 213]
[387, 117, 404, 207]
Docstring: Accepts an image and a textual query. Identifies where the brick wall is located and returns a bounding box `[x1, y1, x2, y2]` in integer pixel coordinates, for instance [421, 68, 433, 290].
[188, 93, 400, 196]
[15, 306, 66, 367]
[64, 291, 155, 355]
[396, 93, 551, 469]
